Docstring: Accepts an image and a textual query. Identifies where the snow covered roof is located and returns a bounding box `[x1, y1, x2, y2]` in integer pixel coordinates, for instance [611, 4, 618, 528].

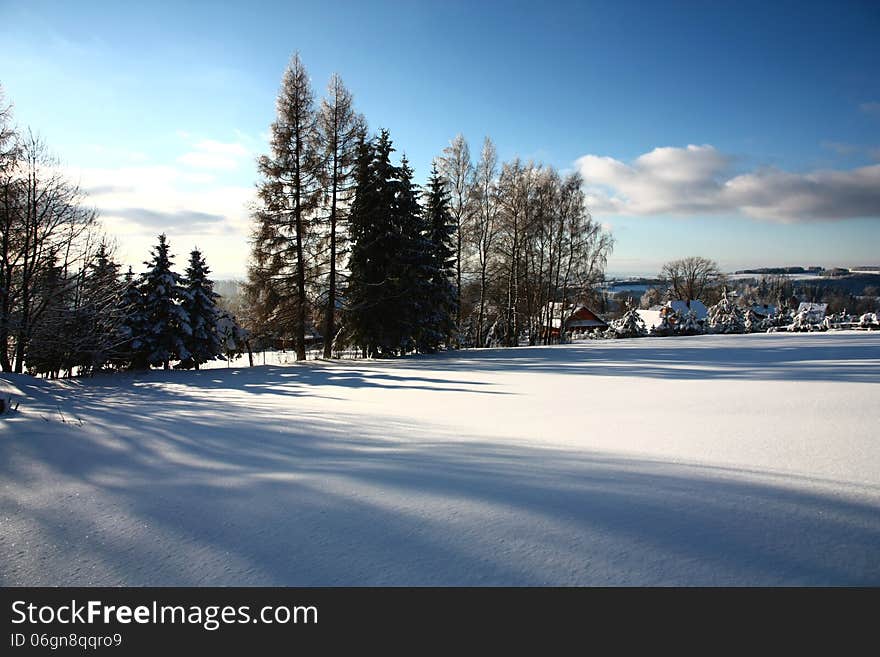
[664, 300, 708, 320]
[542, 303, 607, 330]
[797, 302, 827, 315]
[752, 304, 777, 317]
[637, 309, 662, 329]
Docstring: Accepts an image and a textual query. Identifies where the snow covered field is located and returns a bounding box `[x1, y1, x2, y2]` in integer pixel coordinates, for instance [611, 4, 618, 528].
[2, 332, 878, 585]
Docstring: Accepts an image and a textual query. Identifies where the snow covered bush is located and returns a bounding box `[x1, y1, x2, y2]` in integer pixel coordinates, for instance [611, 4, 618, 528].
[859, 312, 879, 330]
[761, 309, 792, 332]
[743, 307, 760, 333]
[677, 308, 703, 336]
[789, 309, 823, 332]
[216, 310, 249, 362]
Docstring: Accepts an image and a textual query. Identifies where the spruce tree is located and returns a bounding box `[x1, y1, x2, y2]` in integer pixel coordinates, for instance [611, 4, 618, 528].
[392, 155, 430, 354]
[179, 248, 223, 370]
[80, 242, 124, 372]
[707, 288, 745, 334]
[117, 267, 148, 369]
[609, 304, 648, 338]
[346, 131, 396, 357]
[140, 234, 190, 370]
[420, 164, 457, 351]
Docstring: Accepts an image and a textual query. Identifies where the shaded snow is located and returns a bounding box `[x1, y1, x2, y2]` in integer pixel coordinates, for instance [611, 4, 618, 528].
[1, 332, 879, 585]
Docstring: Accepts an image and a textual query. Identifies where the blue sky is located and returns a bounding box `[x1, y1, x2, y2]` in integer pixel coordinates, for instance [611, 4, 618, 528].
[1, 0, 878, 277]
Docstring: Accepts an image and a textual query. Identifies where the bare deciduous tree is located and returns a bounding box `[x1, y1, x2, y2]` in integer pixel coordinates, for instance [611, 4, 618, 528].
[6, 131, 96, 372]
[436, 134, 474, 336]
[660, 256, 723, 304]
[470, 137, 499, 347]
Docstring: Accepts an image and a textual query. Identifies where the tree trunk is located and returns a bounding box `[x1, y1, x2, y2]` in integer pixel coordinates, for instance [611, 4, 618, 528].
[456, 224, 462, 340]
[294, 133, 307, 362]
[323, 147, 338, 359]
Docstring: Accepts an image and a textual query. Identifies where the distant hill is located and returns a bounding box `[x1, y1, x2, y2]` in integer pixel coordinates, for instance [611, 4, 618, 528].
[733, 266, 824, 275]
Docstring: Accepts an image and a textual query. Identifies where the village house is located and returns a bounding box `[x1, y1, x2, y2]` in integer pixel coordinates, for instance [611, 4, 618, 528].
[638, 300, 708, 331]
[541, 303, 608, 338]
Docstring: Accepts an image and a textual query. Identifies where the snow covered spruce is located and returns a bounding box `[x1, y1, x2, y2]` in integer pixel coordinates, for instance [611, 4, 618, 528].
[124, 235, 247, 371]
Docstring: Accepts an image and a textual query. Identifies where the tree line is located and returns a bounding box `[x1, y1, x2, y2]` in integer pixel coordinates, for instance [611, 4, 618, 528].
[3, 48, 617, 373]
[244, 54, 614, 359]
[0, 84, 243, 376]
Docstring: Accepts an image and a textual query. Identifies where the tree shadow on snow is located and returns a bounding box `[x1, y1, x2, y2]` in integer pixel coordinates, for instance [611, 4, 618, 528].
[410, 333, 880, 384]
[2, 381, 878, 586]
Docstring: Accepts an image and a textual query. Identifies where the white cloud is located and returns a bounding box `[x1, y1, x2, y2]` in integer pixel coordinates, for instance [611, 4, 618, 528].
[177, 139, 250, 171]
[724, 164, 880, 222]
[576, 145, 880, 222]
[65, 159, 255, 277]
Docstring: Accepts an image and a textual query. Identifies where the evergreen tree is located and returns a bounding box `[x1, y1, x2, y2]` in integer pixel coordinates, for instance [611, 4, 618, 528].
[743, 306, 760, 333]
[216, 309, 250, 364]
[678, 308, 702, 335]
[139, 234, 190, 370]
[392, 155, 431, 354]
[247, 52, 321, 362]
[116, 266, 148, 369]
[420, 163, 457, 351]
[25, 256, 69, 377]
[707, 288, 745, 334]
[179, 248, 223, 370]
[346, 131, 396, 357]
[346, 131, 440, 357]
[608, 303, 647, 338]
[79, 242, 124, 372]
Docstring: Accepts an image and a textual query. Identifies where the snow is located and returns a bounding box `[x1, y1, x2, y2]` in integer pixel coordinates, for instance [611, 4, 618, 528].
[2, 332, 879, 585]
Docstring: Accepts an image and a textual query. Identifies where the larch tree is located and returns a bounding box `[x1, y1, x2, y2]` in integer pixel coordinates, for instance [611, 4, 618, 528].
[248, 53, 321, 361]
[317, 73, 364, 358]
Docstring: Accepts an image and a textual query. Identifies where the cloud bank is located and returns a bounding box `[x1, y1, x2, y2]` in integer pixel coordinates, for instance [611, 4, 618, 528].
[177, 139, 251, 171]
[64, 133, 258, 276]
[576, 145, 880, 222]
